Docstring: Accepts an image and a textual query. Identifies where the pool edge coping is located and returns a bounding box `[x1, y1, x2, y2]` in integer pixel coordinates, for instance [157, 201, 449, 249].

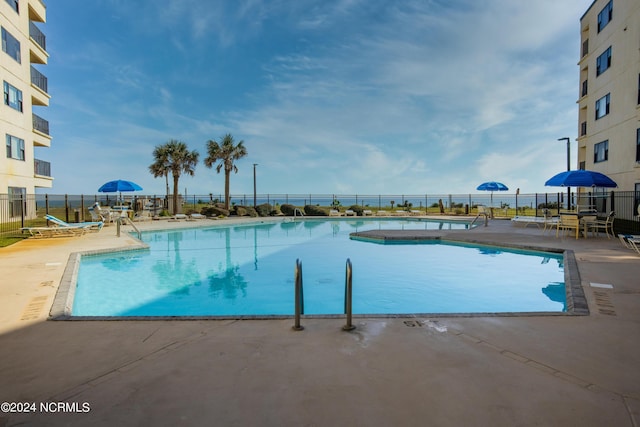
[49, 230, 587, 320]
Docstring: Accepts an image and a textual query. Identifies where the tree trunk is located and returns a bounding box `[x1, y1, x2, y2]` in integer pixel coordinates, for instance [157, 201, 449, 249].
[173, 174, 180, 214]
[224, 169, 231, 210]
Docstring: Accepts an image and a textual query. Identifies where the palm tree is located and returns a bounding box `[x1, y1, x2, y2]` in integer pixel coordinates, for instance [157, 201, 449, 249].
[149, 144, 171, 203]
[204, 133, 248, 210]
[149, 139, 199, 215]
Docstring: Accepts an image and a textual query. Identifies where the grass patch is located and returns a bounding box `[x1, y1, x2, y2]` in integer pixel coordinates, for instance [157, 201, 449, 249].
[0, 235, 27, 248]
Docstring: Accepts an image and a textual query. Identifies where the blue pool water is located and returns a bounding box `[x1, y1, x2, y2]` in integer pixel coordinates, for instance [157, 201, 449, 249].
[73, 218, 566, 316]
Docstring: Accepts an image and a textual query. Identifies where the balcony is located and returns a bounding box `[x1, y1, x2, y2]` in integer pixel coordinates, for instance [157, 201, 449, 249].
[30, 65, 50, 106]
[34, 158, 51, 177]
[28, 0, 47, 23]
[29, 21, 48, 64]
[32, 113, 51, 147]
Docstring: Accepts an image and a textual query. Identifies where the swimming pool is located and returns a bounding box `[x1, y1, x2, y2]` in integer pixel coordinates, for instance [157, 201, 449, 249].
[70, 218, 566, 317]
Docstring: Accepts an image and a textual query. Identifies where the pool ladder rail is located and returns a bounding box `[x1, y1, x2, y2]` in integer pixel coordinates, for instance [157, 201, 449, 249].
[116, 216, 142, 240]
[292, 258, 355, 332]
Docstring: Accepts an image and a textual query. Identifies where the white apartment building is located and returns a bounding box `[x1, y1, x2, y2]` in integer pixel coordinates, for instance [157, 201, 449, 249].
[577, 0, 640, 192]
[0, 0, 51, 210]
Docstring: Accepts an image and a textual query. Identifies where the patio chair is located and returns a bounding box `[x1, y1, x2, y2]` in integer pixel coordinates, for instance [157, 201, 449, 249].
[45, 214, 103, 232]
[362, 210, 373, 216]
[556, 214, 580, 239]
[345, 210, 356, 216]
[329, 209, 343, 217]
[588, 211, 615, 238]
[91, 202, 115, 223]
[21, 223, 88, 238]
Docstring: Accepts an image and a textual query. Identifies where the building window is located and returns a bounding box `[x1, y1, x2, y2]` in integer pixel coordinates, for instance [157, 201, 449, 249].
[595, 93, 610, 120]
[597, 0, 613, 33]
[581, 79, 588, 97]
[8, 186, 25, 217]
[4, 0, 18, 13]
[596, 47, 611, 76]
[1, 27, 21, 63]
[636, 128, 640, 162]
[582, 39, 589, 57]
[6, 134, 25, 160]
[594, 140, 609, 163]
[3, 81, 23, 112]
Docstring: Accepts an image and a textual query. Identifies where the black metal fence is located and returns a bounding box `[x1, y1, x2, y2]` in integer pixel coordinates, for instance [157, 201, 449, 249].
[1, 191, 639, 237]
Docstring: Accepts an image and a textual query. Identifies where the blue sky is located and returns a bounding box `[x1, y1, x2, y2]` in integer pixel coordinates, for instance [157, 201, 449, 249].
[40, 0, 594, 197]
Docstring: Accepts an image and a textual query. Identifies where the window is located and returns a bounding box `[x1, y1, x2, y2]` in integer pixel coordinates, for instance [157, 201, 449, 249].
[636, 128, 640, 162]
[594, 140, 608, 163]
[597, 0, 613, 32]
[595, 93, 610, 119]
[596, 47, 611, 76]
[4, 0, 18, 13]
[581, 79, 588, 97]
[6, 134, 25, 160]
[1, 27, 21, 63]
[8, 187, 25, 217]
[3, 81, 23, 112]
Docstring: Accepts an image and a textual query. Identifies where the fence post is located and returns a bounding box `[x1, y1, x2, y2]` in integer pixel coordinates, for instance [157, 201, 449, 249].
[64, 194, 69, 223]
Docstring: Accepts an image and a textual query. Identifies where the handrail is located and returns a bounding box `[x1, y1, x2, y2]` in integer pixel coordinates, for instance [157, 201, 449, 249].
[116, 216, 142, 240]
[292, 258, 305, 331]
[343, 258, 356, 331]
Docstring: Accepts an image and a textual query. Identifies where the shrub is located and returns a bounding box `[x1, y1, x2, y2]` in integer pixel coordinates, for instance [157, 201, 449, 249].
[201, 206, 229, 217]
[256, 203, 272, 217]
[347, 205, 364, 216]
[280, 204, 297, 215]
[304, 204, 328, 216]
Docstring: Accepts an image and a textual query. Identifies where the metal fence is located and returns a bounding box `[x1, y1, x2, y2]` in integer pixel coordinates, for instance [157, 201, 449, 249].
[1, 191, 639, 237]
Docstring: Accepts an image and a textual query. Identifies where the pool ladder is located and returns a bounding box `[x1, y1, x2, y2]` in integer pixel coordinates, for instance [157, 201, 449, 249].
[292, 258, 355, 331]
[116, 216, 142, 240]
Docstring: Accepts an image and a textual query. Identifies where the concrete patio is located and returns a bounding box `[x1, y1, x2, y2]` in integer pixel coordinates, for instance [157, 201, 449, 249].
[0, 216, 639, 426]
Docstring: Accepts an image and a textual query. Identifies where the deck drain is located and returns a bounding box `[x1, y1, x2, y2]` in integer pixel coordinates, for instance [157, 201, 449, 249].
[20, 296, 48, 321]
[404, 320, 424, 327]
[593, 291, 616, 316]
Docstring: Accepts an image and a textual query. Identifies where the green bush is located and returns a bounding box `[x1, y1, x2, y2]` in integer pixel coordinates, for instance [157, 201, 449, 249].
[280, 204, 297, 215]
[347, 205, 364, 216]
[256, 203, 272, 217]
[304, 204, 328, 216]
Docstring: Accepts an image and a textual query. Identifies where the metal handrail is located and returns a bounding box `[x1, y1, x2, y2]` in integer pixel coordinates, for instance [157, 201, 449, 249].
[116, 216, 141, 240]
[343, 258, 356, 331]
[292, 258, 304, 331]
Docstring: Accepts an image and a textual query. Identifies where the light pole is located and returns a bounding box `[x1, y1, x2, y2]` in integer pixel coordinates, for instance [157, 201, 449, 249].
[253, 163, 258, 207]
[558, 137, 571, 209]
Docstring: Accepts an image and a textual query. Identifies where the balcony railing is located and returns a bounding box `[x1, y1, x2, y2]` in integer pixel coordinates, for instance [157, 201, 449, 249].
[34, 159, 51, 177]
[30, 66, 48, 93]
[29, 21, 46, 51]
[32, 113, 49, 135]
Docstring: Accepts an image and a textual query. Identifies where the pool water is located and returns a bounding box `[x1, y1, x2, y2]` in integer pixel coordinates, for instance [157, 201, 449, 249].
[73, 218, 566, 316]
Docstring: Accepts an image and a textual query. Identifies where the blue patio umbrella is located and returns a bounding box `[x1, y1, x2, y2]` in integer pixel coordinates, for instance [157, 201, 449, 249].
[544, 170, 617, 188]
[476, 181, 509, 205]
[98, 179, 143, 204]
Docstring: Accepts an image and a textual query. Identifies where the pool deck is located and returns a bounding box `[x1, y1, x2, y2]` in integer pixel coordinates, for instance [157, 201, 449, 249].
[1, 216, 639, 426]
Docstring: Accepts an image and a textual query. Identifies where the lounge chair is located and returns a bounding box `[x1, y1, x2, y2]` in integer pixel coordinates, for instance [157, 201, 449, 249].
[170, 213, 188, 221]
[21, 224, 88, 238]
[511, 216, 546, 228]
[329, 209, 343, 217]
[345, 209, 356, 216]
[627, 238, 640, 256]
[188, 213, 206, 220]
[45, 214, 103, 232]
[618, 234, 640, 249]
[362, 210, 373, 216]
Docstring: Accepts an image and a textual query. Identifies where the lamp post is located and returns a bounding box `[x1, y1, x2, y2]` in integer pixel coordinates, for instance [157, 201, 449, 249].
[253, 163, 258, 207]
[558, 137, 571, 209]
